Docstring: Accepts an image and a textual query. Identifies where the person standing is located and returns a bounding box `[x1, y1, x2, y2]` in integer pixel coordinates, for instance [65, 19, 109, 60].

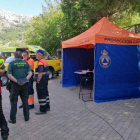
[0, 61, 9, 140]
[34, 49, 50, 115]
[19, 51, 35, 109]
[7, 51, 32, 123]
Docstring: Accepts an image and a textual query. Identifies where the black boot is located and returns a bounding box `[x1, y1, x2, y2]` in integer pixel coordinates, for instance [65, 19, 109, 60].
[35, 110, 47, 115]
[1, 126, 9, 140]
[8, 119, 16, 124]
[46, 104, 50, 111]
[19, 104, 23, 108]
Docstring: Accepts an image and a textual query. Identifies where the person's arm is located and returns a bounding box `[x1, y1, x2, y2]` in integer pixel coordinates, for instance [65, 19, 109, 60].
[7, 63, 17, 83]
[27, 71, 32, 80]
[31, 59, 34, 70]
[7, 74, 17, 83]
[37, 65, 44, 83]
[18, 64, 32, 86]
[0, 69, 5, 73]
[0, 65, 5, 74]
[0, 54, 5, 59]
[18, 71, 32, 86]
[37, 72, 43, 83]
[26, 63, 32, 80]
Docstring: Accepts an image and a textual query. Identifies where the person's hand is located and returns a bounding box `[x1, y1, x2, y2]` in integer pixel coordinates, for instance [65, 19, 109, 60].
[0, 69, 5, 74]
[0, 69, 2, 73]
[18, 82, 25, 86]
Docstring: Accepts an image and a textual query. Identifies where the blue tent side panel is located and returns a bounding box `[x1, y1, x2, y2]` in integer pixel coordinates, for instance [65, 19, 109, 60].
[62, 48, 94, 87]
[94, 43, 140, 103]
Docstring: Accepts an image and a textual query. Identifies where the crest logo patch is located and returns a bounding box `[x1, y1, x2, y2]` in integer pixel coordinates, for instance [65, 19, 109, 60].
[99, 50, 111, 68]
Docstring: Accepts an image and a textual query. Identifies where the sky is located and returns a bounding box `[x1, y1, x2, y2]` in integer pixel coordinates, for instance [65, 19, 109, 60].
[0, 0, 46, 16]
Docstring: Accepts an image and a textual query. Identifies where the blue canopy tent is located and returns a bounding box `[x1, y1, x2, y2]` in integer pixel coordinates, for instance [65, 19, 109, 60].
[62, 17, 140, 103]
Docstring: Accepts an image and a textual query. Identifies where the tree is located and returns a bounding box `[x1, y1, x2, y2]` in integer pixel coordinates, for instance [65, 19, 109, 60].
[61, 0, 140, 40]
[25, 0, 140, 54]
[25, 4, 64, 54]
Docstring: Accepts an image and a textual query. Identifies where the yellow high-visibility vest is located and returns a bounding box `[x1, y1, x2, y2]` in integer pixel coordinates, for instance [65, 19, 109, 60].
[0, 59, 4, 69]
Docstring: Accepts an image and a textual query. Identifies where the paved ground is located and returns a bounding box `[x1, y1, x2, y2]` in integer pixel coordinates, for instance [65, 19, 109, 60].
[1, 76, 140, 140]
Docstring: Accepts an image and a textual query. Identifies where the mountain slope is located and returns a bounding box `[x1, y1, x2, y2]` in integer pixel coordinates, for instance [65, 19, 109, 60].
[0, 9, 33, 45]
[0, 9, 32, 29]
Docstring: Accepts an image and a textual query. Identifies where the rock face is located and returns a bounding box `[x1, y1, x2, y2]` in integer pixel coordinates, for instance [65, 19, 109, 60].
[0, 9, 32, 29]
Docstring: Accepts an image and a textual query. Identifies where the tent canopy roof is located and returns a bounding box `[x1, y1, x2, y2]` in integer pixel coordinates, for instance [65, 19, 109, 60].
[62, 17, 140, 48]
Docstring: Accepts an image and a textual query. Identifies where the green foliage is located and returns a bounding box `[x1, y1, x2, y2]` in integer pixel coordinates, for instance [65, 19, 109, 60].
[25, 4, 64, 54]
[0, 24, 25, 46]
[113, 13, 140, 27]
[25, 0, 140, 54]
[61, 0, 140, 39]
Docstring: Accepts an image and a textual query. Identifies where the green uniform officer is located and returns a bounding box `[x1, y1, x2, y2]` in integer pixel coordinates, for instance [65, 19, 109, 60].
[7, 51, 32, 124]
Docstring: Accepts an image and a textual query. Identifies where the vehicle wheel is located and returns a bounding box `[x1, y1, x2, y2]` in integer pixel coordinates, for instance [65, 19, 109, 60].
[1, 75, 8, 86]
[49, 69, 54, 79]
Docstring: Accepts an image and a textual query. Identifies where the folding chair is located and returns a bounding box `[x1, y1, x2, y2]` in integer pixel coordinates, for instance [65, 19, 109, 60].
[79, 75, 93, 102]
[86, 71, 93, 77]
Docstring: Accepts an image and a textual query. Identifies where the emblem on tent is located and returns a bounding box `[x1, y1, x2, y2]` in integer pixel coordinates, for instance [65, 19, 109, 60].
[99, 50, 111, 68]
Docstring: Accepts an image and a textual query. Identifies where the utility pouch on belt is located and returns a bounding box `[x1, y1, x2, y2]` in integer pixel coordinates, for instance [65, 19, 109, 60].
[6, 81, 12, 92]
